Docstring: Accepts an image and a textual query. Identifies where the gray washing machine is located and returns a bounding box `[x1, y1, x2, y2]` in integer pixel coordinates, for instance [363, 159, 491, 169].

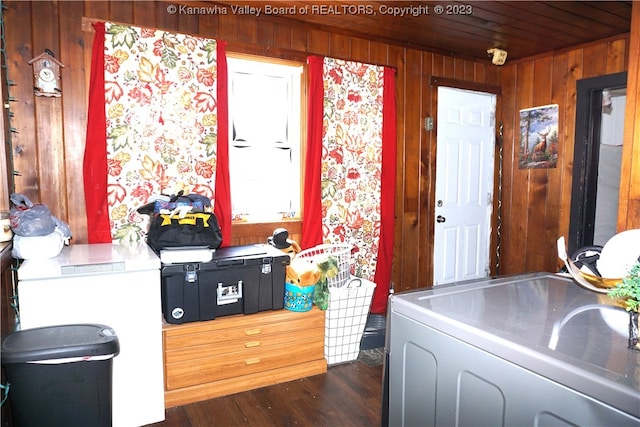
[385, 272, 640, 426]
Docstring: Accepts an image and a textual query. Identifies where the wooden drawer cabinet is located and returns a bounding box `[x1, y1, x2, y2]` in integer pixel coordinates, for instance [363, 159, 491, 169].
[163, 307, 327, 407]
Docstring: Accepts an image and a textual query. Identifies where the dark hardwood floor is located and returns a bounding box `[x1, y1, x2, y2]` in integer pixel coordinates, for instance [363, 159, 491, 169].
[148, 360, 384, 427]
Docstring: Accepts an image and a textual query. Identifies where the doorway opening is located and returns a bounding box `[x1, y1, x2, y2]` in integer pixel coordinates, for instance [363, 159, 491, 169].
[568, 72, 627, 255]
[594, 88, 626, 246]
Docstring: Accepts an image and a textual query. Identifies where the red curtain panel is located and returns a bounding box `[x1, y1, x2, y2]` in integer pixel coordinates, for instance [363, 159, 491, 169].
[83, 22, 111, 243]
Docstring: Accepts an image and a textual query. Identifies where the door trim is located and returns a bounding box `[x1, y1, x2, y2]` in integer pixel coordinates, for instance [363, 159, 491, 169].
[568, 71, 627, 255]
[430, 75, 502, 95]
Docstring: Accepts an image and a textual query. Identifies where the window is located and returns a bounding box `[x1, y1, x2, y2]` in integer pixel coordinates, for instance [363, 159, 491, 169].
[227, 56, 303, 222]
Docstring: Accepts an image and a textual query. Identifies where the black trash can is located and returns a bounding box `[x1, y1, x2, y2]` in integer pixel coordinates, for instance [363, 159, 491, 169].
[1, 324, 119, 427]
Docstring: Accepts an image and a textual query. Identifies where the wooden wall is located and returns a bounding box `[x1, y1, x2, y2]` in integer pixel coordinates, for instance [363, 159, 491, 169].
[619, 3, 640, 232]
[498, 36, 629, 276]
[1, 0, 636, 293]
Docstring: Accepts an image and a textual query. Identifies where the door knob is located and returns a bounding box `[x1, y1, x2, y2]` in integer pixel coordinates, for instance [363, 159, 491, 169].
[436, 215, 446, 223]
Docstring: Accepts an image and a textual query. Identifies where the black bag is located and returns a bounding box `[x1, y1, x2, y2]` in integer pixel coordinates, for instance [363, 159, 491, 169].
[146, 211, 223, 252]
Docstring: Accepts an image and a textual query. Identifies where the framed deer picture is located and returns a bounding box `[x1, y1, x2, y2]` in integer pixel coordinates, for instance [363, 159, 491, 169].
[519, 104, 559, 169]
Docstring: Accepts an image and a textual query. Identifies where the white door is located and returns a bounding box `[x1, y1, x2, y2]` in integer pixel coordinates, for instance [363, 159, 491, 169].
[433, 87, 496, 285]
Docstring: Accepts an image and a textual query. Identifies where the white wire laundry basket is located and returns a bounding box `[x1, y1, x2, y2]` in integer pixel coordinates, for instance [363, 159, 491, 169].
[324, 276, 376, 364]
[296, 243, 352, 288]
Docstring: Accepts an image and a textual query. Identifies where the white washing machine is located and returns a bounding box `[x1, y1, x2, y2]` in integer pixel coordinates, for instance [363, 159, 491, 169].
[17, 243, 165, 427]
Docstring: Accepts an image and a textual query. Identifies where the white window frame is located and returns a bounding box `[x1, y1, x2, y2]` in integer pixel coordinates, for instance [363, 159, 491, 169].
[227, 55, 303, 223]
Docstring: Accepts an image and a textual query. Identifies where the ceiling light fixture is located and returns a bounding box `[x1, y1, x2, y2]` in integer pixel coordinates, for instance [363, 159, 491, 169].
[487, 48, 508, 66]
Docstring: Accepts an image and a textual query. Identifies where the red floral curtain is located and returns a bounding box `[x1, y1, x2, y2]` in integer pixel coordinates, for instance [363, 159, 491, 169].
[83, 22, 231, 245]
[303, 56, 396, 314]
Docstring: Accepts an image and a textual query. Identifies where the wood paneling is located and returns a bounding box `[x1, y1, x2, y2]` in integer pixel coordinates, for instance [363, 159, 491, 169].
[206, 1, 632, 62]
[2, 1, 637, 294]
[619, 2, 640, 231]
[499, 36, 630, 275]
[0, 27, 10, 212]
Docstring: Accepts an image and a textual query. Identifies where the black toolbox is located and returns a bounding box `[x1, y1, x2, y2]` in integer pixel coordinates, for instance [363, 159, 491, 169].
[160, 244, 290, 324]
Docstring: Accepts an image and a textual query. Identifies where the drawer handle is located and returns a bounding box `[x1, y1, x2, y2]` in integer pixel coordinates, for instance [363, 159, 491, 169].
[245, 328, 262, 336]
[245, 341, 261, 348]
[245, 358, 261, 365]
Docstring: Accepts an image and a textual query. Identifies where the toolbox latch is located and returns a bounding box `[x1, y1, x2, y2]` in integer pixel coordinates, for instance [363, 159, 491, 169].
[184, 264, 199, 283]
[261, 262, 272, 274]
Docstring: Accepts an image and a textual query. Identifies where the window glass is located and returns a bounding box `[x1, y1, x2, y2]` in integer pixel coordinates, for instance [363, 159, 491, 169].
[227, 57, 303, 222]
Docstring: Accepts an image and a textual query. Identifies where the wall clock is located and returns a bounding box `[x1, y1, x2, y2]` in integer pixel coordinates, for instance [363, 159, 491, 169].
[28, 50, 64, 97]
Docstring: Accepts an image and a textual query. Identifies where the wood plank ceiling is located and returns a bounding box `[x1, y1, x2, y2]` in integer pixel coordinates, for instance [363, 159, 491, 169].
[204, 1, 633, 61]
